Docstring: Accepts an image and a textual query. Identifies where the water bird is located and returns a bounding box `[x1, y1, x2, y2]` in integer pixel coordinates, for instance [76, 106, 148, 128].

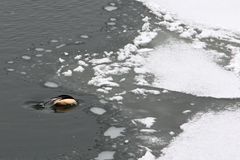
[48, 95, 78, 112]
[28, 95, 78, 113]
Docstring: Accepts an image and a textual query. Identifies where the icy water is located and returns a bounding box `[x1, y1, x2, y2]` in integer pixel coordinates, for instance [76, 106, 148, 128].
[2, 0, 240, 160]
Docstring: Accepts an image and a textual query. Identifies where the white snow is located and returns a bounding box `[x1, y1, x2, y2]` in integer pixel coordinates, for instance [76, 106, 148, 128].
[73, 66, 84, 72]
[62, 70, 72, 76]
[226, 46, 240, 74]
[133, 117, 156, 128]
[109, 96, 123, 101]
[131, 88, 160, 96]
[78, 60, 88, 66]
[139, 150, 156, 160]
[104, 126, 125, 139]
[74, 55, 82, 60]
[157, 109, 240, 160]
[137, 0, 240, 32]
[140, 129, 157, 133]
[142, 40, 240, 98]
[134, 32, 158, 46]
[58, 58, 65, 63]
[95, 151, 115, 160]
[90, 58, 112, 65]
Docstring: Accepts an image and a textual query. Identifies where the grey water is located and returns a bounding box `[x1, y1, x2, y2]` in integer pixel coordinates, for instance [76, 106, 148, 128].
[1, 0, 239, 160]
[0, 0, 146, 159]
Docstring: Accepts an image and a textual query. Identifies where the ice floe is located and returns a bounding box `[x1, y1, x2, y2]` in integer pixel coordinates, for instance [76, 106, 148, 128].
[22, 55, 31, 60]
[44, 81, 59, 88]
[139, 150, 156, 160]
[104, 6, 118, 12]
[141, 40, 240, 98]
[73, 66, 84, 72]
[131, 88, 160, 96]
[95, 151, 115, 160]
[90, 107, 106, 115]
[157, 109, 240, 160]
[62, 70, 72, 77]
[104, 126, 125, 139]
[133, 117, 156, 128]
[35, 48, 45, 52]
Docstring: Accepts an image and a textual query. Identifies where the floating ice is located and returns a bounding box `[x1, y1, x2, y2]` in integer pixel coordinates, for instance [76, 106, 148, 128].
[104, 6, 118, 12]
[63, 52, 69, 56]
[104, 126, 125, 139]
[7, 61, 14, 64]
[78, 60, 88, 66]
[35, 54, 43, 57]
[6, 68, 15, 72]
[169, 131, 175, 136]
[45, 49, 52, 53]
[50, 39, 58, 43]
[22, 55, 31, 60]
[74, 55, 82, 60]
[44, 81, 59, 88]
[109, 96, 123, 101]
[58, 58, 65, 63]
[139, 150, 156, 160]
[56, 44, 66, 49]
[133, 117, 156, 128]
[88, 77, 119, 87]
[131, 88, 160, 96]
[80, 35, 89, 39]
[73, 66, 84, 72]
[90, 107, 106, 115]
[110, 18, 117, 21]
[140, 129, 157, 133]
[107, 22, 116, 26]
[182, 110, 192, 114]
[62, 70, 72, 76]
[90, 58, 111, 65]
[134, 32, 158, 46]
[95, 151, 115, 160]
[35, 48, 45, 52]
[142, 40, 240, 98]
[157, 109, 240, 160]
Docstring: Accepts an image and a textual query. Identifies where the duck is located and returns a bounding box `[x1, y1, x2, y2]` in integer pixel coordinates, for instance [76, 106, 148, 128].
[48, 95, 78, 112]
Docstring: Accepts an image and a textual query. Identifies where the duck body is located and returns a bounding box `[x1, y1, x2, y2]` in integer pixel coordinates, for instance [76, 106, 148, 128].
[49, 95, 78, 112]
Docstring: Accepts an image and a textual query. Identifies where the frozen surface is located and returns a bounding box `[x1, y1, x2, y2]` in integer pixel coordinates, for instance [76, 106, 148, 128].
[142, 40, 240, 98]
[157, 109, 240, 160]
[139, 150, 156, 160]
[133, 117, 156, 128]
[104, 126, 125, 139]
[95, 151, 115, 160]
[90, 107, 106, 115]
[138, 0, 240, 32]
[43, 81, 59, 88]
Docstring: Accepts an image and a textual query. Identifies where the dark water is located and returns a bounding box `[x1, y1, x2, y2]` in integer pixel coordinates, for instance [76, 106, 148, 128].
[0, 0, 149, 159]
[0, 0, 125, 159]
